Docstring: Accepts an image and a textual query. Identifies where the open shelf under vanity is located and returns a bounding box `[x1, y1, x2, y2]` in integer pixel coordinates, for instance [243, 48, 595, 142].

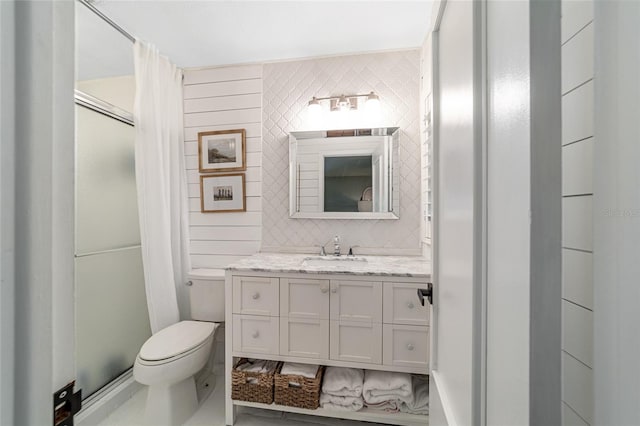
[234, 399, 428, 426]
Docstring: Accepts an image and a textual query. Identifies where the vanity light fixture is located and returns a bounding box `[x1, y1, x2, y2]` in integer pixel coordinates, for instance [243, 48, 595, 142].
[307, 91, 381, 113]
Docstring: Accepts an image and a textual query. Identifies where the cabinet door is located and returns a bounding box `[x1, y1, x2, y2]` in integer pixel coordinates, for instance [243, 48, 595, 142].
[232, 276, 279, 316]
[383, 324, 429, 369]
[232, 314, 279, 355]
[383, 282, 430, 326]
[280, 318, 329, 359]
[330, 320, 382, 364]
[280, 278, 330, 320]
[329, 279, 382, 323]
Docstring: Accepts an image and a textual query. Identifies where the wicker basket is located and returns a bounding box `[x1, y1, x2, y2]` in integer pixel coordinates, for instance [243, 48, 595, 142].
[231, 358, 279, 404]
[274, 364, 324, 410]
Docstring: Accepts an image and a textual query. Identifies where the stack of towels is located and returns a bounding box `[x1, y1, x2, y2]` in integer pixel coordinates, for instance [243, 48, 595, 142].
[319, 367, 365, 411]
[362, 370, 429, 415]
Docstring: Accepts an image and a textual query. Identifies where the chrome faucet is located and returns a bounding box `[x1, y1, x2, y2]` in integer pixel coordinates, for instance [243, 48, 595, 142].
[333, 235, 341, 256]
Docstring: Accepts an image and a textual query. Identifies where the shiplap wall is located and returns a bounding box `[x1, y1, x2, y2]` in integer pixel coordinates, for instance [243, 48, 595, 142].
[183, 65, 263, 269]
[561, 2, 594, 425]
[419, 33, 433, 259]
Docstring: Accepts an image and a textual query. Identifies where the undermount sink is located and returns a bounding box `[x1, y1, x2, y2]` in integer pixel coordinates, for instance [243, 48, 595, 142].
[302, 256, 368, 268]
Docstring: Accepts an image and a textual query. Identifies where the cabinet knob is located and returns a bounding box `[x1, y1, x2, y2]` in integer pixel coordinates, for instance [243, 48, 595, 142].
[320, 286, 329, 293]
[331, 287, 338, 294]
[407, 343, 415, 351]
[252, 292, 260, 300]
[407, 302, 414, 309]
[252, 331, 260, 339]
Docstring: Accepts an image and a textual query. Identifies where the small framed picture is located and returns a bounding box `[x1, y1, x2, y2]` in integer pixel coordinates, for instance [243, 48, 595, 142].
[200, 173, 246, 213]
[198, 129, 246, 173]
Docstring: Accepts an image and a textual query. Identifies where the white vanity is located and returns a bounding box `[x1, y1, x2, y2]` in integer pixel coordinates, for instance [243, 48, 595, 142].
[224, 253, 431, 426]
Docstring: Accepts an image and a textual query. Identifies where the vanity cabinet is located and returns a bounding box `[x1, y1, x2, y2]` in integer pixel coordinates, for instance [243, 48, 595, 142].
[225, 261, 431, 426]
[279, 277, 385, 363]
[230, 273, 429, 370]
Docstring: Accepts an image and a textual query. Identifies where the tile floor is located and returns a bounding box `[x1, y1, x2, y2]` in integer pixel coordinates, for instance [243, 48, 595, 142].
[97, 375, 389, 426]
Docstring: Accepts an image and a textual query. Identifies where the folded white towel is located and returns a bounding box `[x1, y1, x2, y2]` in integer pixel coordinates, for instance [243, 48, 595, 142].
[319, 393, 364, 412]
[363, 370, 413, 404]
[321, 367, 364, 398]
[364, 399, 400, 413]
[280, 362, 319, 379]
[236, 359, 278, 374]
[400, 375, 429, 415]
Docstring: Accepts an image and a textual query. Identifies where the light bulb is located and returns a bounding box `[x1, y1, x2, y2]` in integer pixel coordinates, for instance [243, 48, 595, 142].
[307, 97, 323, 128]
[365, 91, 381, 113]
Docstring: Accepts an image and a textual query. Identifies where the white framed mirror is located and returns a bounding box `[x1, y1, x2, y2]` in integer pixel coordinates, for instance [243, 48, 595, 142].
[289, 127, 400, 219]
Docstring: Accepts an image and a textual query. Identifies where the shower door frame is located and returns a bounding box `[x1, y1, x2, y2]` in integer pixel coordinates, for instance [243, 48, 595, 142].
[73, 90, 146, 423]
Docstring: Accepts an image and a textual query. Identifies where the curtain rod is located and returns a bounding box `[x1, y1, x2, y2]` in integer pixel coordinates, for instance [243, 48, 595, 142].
[78, 0, 136, 43]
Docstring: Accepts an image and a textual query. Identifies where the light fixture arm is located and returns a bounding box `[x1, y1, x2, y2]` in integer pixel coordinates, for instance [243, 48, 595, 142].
[310, 92, 378, 102]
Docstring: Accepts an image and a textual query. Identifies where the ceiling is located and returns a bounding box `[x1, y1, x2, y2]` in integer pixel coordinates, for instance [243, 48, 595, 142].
[76, 1, 432, 81]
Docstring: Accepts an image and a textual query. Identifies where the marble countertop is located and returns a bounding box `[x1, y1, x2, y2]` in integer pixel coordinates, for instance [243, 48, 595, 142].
[226, 252, 431, 278]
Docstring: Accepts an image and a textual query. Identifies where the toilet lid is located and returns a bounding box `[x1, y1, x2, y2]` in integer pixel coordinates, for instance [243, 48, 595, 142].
[139, 320, 216, 361]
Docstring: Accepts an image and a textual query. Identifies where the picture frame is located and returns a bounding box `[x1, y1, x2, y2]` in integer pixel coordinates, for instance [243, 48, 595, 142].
[200, 173, 246, 213]
[197, 129, 246, 173]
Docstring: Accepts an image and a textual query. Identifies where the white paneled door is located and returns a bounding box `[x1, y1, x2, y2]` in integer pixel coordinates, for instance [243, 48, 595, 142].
[429, 0, 484, 425]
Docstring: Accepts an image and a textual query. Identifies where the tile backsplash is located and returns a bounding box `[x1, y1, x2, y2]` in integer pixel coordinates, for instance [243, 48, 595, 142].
[261, 50, 422, 254]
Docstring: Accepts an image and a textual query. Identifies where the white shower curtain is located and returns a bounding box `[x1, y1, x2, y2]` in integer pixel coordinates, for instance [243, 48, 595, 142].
[133, 40, 191, 334]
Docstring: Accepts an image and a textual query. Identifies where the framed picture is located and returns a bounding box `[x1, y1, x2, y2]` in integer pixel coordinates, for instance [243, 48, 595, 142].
[200, 173, 246, 213]
[198, 129, 246, 173]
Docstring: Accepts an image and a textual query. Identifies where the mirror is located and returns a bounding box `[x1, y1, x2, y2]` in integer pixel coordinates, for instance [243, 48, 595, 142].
[289, 127, 399, 219]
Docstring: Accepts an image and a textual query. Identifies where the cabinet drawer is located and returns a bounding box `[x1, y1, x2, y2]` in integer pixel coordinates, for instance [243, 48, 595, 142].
[330, 280, 382, 323]
[280, 317, 329, 359]
[280, 278, 330, 320]
[330, 321, 382, 364]
[232, 276, 279, 316]
[383, 282, 430, 326]
[232, 314, 279, 355]
[383, 324, 429, 369]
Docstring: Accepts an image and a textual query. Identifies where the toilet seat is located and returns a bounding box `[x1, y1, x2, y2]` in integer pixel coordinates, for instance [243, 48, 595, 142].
[138, 320, 215, 364]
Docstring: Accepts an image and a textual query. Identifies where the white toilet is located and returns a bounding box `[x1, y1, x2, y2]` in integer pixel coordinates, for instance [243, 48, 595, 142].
[133, 269, 225, 426]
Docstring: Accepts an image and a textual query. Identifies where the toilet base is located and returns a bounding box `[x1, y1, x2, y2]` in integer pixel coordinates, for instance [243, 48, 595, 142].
[144, 376, 198, 426]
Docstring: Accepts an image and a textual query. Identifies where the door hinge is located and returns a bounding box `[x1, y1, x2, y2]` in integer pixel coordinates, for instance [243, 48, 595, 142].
[53, 381, 82, 426]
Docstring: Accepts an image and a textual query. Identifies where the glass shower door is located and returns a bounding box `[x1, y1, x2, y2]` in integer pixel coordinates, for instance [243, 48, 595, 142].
[75, 102, 151, 398]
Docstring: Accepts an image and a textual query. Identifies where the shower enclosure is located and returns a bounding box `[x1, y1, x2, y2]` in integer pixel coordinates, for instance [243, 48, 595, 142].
[75, 0, 150, 402]
[74, 92, 151, 398]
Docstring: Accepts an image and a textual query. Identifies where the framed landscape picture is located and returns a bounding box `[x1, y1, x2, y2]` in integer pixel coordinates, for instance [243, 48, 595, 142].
[197, 129, 246, 173]
[200, 173, 246, 213]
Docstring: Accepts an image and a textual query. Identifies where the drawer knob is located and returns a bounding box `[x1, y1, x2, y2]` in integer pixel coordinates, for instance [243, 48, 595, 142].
[407, 343, 415, 351]
[320, 286, 329, 293]
[252, 292, 260, 300]
[407, 302, 415, 309]
[331, 287, 338, 293]
[252, 331, 260, 339]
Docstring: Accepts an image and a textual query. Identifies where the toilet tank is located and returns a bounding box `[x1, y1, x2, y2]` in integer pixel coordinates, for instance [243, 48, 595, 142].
[188, 269, 225, 322]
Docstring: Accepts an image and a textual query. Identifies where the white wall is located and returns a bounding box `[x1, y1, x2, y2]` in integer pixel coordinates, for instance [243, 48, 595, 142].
[76, 75, 135, 112]
[182, 65, 263, 269]
[261, 51, 422, 254]
[560, 1, 594, 424]
[13, 0, 76, 423]
[593, 2, 640, 424]
[0, 1, 15, 424]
